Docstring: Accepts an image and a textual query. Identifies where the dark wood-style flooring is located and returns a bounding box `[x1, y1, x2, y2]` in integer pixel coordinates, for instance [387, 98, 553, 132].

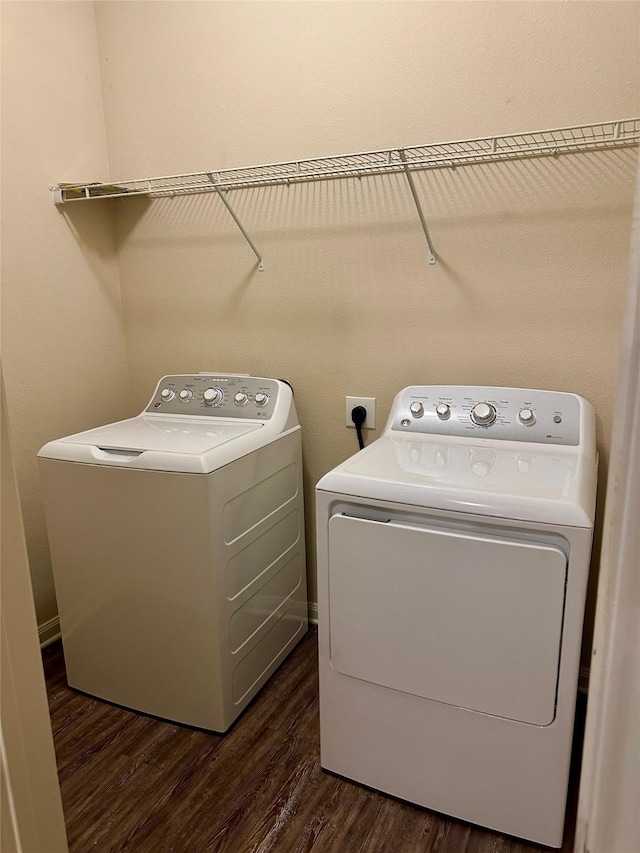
[44, 628, 582, 852]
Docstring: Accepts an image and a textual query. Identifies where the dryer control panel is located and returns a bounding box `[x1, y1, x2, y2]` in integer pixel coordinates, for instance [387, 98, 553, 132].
[390, 386, 584, 446]
[145, 374, 280, 420]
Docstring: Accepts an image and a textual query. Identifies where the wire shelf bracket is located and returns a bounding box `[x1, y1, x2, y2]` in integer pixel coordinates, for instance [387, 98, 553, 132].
[50, 118, 640, 270]
[399, 149, 437, 265]
[209, 176, 264, 271]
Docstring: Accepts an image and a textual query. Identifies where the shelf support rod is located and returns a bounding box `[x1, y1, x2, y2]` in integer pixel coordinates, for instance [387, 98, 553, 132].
[208, 176, 264, 271]
[398, 150, 437, 265]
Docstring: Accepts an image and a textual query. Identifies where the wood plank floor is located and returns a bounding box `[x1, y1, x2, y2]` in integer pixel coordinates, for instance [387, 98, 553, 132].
[44, 628, 582, 852]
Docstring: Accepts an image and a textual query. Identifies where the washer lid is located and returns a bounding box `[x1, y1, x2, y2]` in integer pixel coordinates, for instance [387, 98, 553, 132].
[61, 416, 261, 453]
[38, 416, 264, 473]
[317, 435, 597, 527]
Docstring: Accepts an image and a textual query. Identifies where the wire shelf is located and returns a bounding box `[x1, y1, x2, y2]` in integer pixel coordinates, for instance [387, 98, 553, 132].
[52, 118, 639, 204]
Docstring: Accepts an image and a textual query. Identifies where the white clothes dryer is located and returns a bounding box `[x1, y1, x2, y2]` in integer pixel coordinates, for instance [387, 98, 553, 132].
[316, 385, 597, 847]
[39, 373, 307, 732]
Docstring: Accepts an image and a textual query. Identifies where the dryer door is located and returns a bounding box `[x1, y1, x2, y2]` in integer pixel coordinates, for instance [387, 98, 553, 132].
[328, 514, 567, 726]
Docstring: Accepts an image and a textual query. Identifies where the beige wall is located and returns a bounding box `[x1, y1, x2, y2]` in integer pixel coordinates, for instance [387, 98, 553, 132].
[1, 1, 132, 628]
[95, 0, 639, 626]
[576, 159, 640, 853]
[1, 2, 638, 653]
[1, 367, 68, 852]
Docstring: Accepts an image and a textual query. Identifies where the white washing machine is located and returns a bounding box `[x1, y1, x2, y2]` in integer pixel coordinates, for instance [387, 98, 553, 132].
[316, 385, 597, 847]
[39, 373, 307, 732]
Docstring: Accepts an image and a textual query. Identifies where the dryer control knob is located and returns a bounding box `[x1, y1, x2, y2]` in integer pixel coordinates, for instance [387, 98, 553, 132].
[203, 387, 223, 406]
[179, 389, 193, 403]
[160, 388, 175, 402]
[518, 408, 536, 425]
[409, 402, 424, 418]
[254, 393, 269, 407]
[436, 403, 451, 420]
[471, 402, 496, 425]
[234, 392, 248, 406]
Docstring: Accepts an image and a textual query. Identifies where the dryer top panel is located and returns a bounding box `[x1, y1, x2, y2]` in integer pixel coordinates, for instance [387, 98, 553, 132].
[318, 386, 597, 526]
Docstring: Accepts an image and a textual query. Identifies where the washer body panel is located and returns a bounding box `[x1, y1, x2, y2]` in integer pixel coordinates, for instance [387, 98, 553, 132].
[38, 374, 308, 732]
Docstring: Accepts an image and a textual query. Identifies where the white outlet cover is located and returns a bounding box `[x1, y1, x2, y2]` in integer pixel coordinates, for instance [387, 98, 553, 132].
[346, 396, 376, 429]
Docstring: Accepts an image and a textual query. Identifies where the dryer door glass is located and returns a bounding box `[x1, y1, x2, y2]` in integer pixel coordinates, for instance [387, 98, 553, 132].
[327, 514, 567, 726]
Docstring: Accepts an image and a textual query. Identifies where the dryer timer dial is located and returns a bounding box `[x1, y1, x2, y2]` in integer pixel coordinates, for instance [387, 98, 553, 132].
[471, 402, 496, 425]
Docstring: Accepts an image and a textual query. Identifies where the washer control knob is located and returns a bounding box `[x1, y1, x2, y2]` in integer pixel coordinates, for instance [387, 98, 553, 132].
[203, 387, 223, 406]
[436, 403, 451, 420]
[254, 393, 269, 407]
[471, 402, 496, 425]
[160, 388, 175, 402]
[234, 392, 248, 406]
[179, 389, 193, 403]
[409, 402, 424, 418]
[518, 408, 536, 425]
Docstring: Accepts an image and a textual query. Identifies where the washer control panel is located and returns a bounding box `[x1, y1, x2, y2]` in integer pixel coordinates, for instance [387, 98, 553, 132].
[390, 386, 581, 446]
[145, 375, 279, 420]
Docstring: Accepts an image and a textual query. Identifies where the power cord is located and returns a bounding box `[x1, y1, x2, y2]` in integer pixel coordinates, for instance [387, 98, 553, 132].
[351, 405, 367, 450]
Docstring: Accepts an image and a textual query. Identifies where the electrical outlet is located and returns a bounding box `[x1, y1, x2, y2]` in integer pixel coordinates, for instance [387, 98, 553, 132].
[346, 396, 376, 429]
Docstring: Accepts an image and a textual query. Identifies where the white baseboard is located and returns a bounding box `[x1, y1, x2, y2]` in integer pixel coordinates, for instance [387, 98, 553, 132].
[38, 616, 61, 649]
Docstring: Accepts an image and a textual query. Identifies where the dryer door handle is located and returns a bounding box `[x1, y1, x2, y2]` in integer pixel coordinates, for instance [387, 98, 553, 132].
[340, 512, 391, 524]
